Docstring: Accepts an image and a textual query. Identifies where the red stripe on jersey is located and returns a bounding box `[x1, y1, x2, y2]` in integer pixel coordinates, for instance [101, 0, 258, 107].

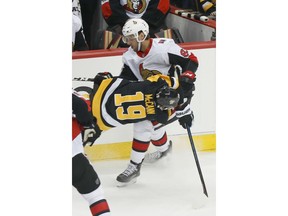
[152, 120, 159, 126]
[90, 199, 110, 216]
[72, 118, 82, 140]
[151, 132, 167, 146]
[132, 139, 150, 152]
[157, 0, 170, 14]
[101, 2, 112, 19]
[86, 99, 92, 112]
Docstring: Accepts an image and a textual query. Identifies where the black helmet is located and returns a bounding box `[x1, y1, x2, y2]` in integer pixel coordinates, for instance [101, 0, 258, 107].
[155, 86, 180, 110]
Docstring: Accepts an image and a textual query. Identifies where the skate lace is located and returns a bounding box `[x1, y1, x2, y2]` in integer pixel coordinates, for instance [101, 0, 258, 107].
[123, 164, 137, 176]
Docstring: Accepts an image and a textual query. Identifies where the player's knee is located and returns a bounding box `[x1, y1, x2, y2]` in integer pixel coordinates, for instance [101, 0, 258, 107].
[72, 153, 101, 194]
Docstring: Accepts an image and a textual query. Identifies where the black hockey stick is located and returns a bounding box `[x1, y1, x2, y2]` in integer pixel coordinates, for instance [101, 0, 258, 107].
[73, 75, 120, 82]
[186, 124, 208, 197]
[73, 77, 94, 82]
[154, 115, 178, 131]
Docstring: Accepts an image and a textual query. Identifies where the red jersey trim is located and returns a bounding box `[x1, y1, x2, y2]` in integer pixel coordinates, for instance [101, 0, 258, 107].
[90, 199, 110, 216]
[157, 0, 170, 14]
[136, 38, 153, 57]
[102, 2, 112, 19]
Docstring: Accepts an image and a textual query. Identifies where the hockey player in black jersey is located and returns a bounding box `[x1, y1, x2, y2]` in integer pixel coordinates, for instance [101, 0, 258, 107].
[72, 90, 111, 216]
[89, 72, 181, 131]
[116, 18, 198, 185]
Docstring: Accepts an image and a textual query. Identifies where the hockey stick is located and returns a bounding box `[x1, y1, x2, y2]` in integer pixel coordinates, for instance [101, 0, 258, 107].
[73, 74, 120, 82]
[186, 124, 208, 197]
[175, 10, 209, 22]
[73, 77, 94, 82]
[154, 115, 178, 131]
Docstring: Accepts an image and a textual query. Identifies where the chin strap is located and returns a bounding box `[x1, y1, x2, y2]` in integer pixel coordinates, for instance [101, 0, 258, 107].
[137, 42, 142, 51]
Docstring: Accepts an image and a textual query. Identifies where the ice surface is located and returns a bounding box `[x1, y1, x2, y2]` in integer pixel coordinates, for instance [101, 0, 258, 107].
[73, 136, 216, 216]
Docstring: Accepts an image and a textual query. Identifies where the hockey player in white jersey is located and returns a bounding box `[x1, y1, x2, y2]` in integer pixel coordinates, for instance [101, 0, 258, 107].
[116, 18, 198, 185]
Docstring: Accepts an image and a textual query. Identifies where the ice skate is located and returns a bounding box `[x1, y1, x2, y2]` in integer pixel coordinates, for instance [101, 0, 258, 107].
[116, 162, 141, 187]
[143, 140, 172, 164]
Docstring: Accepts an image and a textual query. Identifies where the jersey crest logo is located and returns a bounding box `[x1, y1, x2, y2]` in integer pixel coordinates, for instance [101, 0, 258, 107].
[125, 0, 147, 14]
[180, 48, 189, 57]
[139, 63, 161, 80]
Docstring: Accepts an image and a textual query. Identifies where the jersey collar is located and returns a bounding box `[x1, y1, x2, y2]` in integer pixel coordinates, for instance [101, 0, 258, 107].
[137, 38, 153, 58]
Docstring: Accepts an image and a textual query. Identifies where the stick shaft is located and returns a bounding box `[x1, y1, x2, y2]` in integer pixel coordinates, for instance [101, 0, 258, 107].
[186, 125, 209, 197]
[73, 77, 94, 82]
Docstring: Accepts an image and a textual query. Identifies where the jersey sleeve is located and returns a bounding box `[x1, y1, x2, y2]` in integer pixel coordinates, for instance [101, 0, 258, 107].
[119, 63, 138, 81]
[72, 91, 93, 127]
[153, 108, 170, 124]
[141, 0, 170, 28]
[164, 40, 199, 74]
[101, 0, 130, 27]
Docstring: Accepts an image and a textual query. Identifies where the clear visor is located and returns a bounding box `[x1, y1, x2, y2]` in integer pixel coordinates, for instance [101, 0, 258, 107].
[122, 34, 137, 44]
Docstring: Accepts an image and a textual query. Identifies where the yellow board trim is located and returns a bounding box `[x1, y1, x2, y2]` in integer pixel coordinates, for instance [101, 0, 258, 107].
[84, 133, 216, 161]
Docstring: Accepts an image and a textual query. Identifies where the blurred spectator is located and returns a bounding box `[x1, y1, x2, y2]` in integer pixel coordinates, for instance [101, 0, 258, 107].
[72, 0, 82, 20]
[171, 0, 216, 17]
[101, 0, 170, 37]
[73, 0, 98, 49]
[199, 0, 216, 17]
[78, 0, 98, 48]
[72, 14, 89, 51]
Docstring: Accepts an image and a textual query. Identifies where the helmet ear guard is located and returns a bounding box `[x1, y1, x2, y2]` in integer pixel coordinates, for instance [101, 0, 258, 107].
[155, 86, 180, 110]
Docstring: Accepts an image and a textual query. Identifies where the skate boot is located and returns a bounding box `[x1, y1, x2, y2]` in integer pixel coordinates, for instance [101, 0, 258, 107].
[143, 140, 172, 163]
[116, 162, 142, 187]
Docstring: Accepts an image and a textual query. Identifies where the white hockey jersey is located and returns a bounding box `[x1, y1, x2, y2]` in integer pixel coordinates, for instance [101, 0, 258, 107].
[121, 38, 198, 81]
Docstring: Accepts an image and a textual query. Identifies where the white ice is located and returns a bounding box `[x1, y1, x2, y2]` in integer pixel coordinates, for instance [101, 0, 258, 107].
[73, 136, 216, 216]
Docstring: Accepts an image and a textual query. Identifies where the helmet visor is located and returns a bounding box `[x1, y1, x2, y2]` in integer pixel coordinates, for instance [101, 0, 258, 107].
[122, 34, 137, 44]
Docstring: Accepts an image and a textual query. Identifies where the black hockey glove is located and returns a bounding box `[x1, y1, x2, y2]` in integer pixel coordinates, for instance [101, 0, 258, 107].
[82, 123, 102, 147]
[178, 112, 194, 129]
[176, 104, 194, 129]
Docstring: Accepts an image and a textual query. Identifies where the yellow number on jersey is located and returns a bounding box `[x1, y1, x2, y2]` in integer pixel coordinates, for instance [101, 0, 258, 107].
[114, 92, 146, 120]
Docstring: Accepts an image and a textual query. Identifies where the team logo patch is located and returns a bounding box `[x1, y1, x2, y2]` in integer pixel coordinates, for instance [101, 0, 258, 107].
[139, 63, 162, 80]
[180, 48, 189, 57]
[125, 0, 147, 14]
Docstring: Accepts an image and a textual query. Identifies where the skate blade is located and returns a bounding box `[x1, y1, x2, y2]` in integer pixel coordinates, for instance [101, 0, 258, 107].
[143, 157, 158, 164]
[116, 178, 137, 187]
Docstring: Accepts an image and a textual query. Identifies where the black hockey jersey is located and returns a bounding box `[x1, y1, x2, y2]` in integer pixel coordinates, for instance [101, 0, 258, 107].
[91, 74, 178, 131]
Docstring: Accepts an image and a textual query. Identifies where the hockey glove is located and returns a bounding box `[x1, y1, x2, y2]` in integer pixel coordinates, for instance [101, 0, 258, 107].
[176, 104, 194, 129]
[180, 71, 196, 97]
[82, 124, 102, 146]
